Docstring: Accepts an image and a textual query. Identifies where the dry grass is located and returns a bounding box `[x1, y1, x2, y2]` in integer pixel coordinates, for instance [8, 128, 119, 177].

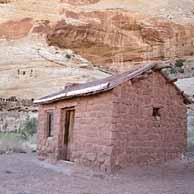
[0, 132, 37, 155]
[0, 133, 26, 154]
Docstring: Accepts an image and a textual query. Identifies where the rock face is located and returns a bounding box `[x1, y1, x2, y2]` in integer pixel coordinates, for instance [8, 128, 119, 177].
[47, 9, 194, 70]
[61, 0, 99, 5]
[0, 0, 11, 4]
[0, 18, 33, 40]
[0, 0, 194, 98]
[0, 36, 109, 99]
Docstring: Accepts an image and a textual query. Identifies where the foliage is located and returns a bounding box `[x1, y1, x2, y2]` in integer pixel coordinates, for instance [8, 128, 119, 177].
[170, 67, 177, 74]
[168, 60, 185, 75]
[188, 126, 194, 152]
[175, 59, 185, 68]
[19, 117, 38, 140]
[66, 54, 71, 59]
[0, 117, 38, 154]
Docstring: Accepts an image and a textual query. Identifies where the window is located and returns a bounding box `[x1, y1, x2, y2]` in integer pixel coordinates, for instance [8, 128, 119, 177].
[47, 112, 54, 137]
[152, 107, 161, 121]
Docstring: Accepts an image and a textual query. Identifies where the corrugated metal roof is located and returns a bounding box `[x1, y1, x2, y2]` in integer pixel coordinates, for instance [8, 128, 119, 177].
[34, 64, 191, 104]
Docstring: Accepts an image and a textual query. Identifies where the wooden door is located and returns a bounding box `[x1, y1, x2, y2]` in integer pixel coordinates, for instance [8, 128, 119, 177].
[62, 108, 75, 161]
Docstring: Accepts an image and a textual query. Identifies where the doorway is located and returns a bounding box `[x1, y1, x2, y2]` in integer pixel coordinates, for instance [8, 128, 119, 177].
[62, 108, 75, 161]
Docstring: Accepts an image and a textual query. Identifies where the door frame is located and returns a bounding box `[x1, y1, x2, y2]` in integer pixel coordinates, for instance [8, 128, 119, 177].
[60, 107, 75, 161]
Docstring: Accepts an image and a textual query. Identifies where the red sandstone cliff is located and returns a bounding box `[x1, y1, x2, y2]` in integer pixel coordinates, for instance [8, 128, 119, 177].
[1, 0, 194, 97]
[47, 9, 194, 70]
[60, 0, 99, 5]
[0, 18, 33, 40]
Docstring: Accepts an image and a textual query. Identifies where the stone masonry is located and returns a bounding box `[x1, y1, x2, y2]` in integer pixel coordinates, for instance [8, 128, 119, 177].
[111, 72, 187, 170]
[37, 70, 187, 172]
[37, 92, 113, 171]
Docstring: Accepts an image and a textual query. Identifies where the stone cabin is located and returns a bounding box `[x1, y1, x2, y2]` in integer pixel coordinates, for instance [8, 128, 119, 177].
[34, 64, 190, 172]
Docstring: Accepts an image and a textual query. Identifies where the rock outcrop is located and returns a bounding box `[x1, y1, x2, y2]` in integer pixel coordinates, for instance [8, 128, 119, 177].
[0, 0, 194, 97]
[0, 18, 33, 40]
[0, 36, 109, 99]
[47, 9, 194, 70]
[60, 0, 99, 5]
[0, 0, 11, 4]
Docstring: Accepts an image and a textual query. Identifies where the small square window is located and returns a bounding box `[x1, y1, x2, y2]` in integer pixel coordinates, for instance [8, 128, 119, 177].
[152, 107, 161, 121]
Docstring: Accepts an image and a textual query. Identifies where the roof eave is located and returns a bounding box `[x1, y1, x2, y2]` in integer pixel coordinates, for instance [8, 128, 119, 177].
[34, 82, 111, 105]
[154, 67, 192, 105]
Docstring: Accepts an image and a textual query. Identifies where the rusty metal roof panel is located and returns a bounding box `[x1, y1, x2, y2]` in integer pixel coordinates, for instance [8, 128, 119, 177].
[34, 63, 191, 105]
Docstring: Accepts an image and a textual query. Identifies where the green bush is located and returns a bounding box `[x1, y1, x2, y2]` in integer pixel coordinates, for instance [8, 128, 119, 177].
[0, 117, 38, 154]
[188, 126, 194, 152]
[170, 67, 177, 74]
[175, 59, 185, 68]
[19, 117, 38, 140]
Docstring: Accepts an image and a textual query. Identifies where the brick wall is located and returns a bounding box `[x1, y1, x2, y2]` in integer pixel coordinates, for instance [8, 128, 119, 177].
[37, 92, 114, 172]
[111, 71, 187, 170]
[37, 71, 187, 171]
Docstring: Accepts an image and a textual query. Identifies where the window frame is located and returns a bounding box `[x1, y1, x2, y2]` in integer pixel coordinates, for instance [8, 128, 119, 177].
[46, 111, 54, 138]
[64, 108, 75, 145]
[152, 107, 161, 122]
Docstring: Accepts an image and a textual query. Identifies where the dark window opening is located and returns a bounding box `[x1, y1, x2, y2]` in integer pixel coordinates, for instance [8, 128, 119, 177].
[152, 107, 161, 121]
[47, 112, 54, 137]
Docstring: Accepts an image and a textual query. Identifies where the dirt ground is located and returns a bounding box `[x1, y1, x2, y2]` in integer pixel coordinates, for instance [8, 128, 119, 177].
[0, 153, 194, 194]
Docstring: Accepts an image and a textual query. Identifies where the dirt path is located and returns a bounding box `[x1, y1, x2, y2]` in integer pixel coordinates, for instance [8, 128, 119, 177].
[0, 153, 194, 194]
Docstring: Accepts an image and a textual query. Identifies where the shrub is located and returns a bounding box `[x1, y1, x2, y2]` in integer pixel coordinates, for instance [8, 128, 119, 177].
[170, 67, 177, 74]
[66, 54, 71, 59]
[175, 59, 185, 68]
[0, 117, 38, 154]
[188, 126, 194, 152]
[19, 117, 38, 140]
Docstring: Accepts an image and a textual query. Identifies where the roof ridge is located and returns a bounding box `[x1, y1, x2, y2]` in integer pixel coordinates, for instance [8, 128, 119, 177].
[34, 64, 156, 104]
[34, 63, 192, 105]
